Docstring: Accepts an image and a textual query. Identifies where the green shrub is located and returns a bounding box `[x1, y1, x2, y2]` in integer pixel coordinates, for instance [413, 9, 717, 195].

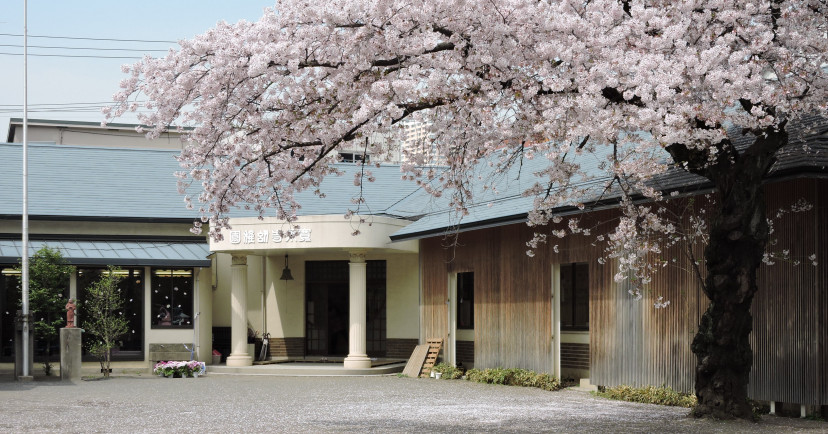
[595, 384, 697, 408]
[464, 367, 563, 391]
[432, 363, 464, 379]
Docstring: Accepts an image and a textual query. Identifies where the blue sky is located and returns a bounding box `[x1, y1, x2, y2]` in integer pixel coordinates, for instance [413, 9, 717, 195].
[0, 1, 273, 139]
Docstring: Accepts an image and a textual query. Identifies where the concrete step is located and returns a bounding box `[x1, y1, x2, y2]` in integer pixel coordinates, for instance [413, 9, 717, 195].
[209, 361, 406, 376]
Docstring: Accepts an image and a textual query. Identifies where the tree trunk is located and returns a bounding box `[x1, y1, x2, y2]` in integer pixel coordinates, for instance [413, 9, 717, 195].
[690, 182, 766, 419]
[669, 125, 787, 420]
[104, 348, 111, 378]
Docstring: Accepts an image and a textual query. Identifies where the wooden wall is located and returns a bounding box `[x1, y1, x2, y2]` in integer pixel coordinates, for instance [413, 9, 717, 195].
[419, 177, 827, 405]
[750, 178, 827, 405]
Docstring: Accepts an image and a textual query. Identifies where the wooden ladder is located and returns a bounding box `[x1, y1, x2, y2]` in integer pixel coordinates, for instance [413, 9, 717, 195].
[419, 338, 443, 378]
[401, 338, 443, 378]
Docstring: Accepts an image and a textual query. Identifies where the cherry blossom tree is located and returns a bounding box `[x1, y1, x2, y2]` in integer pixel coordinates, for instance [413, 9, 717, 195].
[106, 0, 828, 419]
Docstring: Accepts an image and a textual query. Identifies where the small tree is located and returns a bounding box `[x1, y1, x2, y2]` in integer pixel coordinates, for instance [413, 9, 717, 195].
[83, 266, 129, 378]
[15, 246, 74, 372]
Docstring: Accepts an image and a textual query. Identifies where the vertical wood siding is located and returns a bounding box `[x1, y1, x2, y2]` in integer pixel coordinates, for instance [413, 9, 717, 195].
[819, 180, 828, 406]
[420, 178, 826, 405]
[749, 178, 826, 405]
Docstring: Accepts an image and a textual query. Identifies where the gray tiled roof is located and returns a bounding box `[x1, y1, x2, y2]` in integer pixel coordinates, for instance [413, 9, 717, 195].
[2, 115, 824, 240]
[0, 142, 420, 221]
[391, 117, 828, 240]
[0, 239, 210, 267]
[284, 163, 423, 219]
[0, 143, 196, 220]
[387, 149, 611, 240]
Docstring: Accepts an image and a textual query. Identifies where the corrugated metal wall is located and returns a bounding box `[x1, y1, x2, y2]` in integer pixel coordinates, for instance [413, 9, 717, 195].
[590, 231, 706, 393]
[749, 178, 825, 405]
[419, 177, 826, 405]
[820, 178, 828, 406]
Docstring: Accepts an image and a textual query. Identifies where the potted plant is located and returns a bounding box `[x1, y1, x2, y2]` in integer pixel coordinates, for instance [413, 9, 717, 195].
[153, 360, 206, 378]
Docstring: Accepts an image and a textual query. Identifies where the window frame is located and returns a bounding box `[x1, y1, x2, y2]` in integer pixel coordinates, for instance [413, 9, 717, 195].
[77, 267, 145, 360]
[560, 262, 589, 331]
[456, 271, 474, 330]
[150, 268, 195, 330]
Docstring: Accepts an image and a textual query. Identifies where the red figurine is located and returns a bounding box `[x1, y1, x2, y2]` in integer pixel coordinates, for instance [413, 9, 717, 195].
[65, 299, 77, 328]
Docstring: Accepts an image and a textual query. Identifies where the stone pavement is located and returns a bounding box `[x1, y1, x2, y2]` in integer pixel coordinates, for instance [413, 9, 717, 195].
[0, 374, 826, 433]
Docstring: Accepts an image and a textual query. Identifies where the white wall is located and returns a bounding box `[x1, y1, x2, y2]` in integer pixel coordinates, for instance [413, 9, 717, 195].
[195, 267, 213, 362]
[386, 253, 419, 339]
[265, 254, 306, 337]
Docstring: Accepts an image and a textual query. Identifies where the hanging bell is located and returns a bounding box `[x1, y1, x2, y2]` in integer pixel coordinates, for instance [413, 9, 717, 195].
[280, 254, 294, 281]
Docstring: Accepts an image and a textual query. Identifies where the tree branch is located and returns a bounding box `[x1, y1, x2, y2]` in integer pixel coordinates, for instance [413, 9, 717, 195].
[601, 87, 643, 107]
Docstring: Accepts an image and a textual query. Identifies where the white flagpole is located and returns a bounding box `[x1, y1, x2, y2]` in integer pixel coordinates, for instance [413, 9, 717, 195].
[22, 0, 30, 378]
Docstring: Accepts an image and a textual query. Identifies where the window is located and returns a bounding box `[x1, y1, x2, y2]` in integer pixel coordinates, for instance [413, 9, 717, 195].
[151, 268, 194, 329]
[338, 152, 369, 163]
[78, 267, 143, 358]
[457, 272, 474, 330]
[0, 267, 70, 360]
[560, 263, 589, 331]
[0, 268, 23, 359]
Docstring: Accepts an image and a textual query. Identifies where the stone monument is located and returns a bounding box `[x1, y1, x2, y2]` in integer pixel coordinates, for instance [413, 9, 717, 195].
[60, 300, 82, 381]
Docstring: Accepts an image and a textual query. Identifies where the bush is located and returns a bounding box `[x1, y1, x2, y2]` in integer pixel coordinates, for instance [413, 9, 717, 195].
[464, 367, 563, 391]
[595, 384, 697, 408]
[432, 362, 464, 379]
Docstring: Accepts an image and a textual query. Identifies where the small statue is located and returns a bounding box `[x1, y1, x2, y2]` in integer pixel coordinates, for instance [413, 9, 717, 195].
[159, 307, 172, 326]
[65, 299, 76, 328]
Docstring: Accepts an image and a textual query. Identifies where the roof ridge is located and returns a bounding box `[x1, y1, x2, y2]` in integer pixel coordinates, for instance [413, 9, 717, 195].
[0, 141, 182, 154]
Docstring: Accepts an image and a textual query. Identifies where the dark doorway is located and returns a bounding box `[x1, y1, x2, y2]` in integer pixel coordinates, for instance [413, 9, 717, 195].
[305, 260, 386, 357]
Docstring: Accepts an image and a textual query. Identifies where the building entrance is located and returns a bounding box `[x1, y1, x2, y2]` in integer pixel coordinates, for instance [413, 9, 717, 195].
[305, 260, 386, 357]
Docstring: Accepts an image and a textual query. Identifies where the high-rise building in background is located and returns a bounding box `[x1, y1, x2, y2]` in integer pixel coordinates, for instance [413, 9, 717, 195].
[334, 119, 442, 165]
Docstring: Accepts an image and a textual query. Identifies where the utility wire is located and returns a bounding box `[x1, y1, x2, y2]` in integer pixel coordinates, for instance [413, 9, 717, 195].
[0, 43, 168, 52]
[0, 101, 141, 107]
[0, 52, 145, 59]
[0, 101, 155, 116]
[0, 109, 136, 114]
[0, 33, 177, 44]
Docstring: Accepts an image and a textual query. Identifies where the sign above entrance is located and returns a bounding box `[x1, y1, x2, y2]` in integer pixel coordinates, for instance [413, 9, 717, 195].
[229, 229, 311, 245]
[209, 216, 418, 254]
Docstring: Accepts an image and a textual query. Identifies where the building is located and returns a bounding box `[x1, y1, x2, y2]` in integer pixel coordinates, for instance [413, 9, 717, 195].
[6, 118, 188, 149]
[0, 142, 212, 364]
[390, 117, 828, 411]
[0, 118, 825, 413]
[0, 120, 424, 371]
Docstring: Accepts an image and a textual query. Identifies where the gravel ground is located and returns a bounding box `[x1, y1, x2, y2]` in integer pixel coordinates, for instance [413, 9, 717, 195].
[0, 374, 826, 433]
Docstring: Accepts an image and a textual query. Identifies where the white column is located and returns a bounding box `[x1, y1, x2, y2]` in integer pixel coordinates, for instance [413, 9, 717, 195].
[226, 254, 252, 367]
[69, 271, 77, 300]
[344, 250, 371, 369]
[144, 266, 152, 360]
[69, 271, 77, 325]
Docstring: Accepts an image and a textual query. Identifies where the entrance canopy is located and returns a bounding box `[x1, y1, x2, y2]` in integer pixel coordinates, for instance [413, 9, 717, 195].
[210, 215, 417, 255]
[0, 239, 211, 267]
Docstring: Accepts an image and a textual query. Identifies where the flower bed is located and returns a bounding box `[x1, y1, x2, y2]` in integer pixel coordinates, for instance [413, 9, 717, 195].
[153, 361, 206, 378]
